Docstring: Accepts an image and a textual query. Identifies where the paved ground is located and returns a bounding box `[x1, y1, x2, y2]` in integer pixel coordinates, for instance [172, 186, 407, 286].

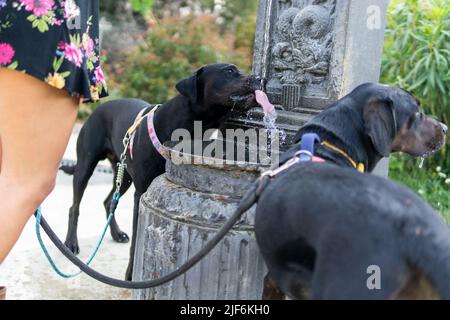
[0, 123, 135, 300]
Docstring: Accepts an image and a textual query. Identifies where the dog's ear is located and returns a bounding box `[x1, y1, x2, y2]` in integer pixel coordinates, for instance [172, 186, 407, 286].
[176, 67, 204, 103]
[363, 97, 396, 157]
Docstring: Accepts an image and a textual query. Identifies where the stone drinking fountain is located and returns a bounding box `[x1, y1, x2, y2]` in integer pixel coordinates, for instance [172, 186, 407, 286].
[133, 0, 390, 300]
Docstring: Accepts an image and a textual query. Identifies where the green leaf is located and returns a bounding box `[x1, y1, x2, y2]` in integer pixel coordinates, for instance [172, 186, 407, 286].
[429, 64, 436, 88]
[436, 76, 445, 93]
[42, 13, 52, 23]
[53, 56, 64, 72]
[7, 61, 18, 70]
[97, 83, 104, 94]
[130, 0, 154, 15]
[60, 71, 71, 78]
[87, 61, 94, 72]
[27, 15, 37, 22]
[37, 20, 49, 33]
[407, 74, 428, 91]
[425, 53, 433, 69]
[433, 48, 444, 65]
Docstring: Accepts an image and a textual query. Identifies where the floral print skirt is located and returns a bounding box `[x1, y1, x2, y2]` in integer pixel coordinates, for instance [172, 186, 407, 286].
[0, 0, 107, 103]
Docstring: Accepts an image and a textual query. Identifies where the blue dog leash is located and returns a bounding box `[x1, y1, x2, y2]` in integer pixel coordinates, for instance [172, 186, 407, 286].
[35, 121, 131, 279]
[35, 192, 120, 278]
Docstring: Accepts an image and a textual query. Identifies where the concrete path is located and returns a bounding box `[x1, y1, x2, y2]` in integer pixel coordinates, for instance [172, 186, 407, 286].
[0, 123, 135, 300]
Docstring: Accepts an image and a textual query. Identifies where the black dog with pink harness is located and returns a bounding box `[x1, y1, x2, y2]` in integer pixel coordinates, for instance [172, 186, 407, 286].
[60, 63, 263, 281]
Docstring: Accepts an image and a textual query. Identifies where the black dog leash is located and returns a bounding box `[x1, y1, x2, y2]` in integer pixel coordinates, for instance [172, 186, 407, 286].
[33, 133, 319, 289]
[33, 176, 269, 289]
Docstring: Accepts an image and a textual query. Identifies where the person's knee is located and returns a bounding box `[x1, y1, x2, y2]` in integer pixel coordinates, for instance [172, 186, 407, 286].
[30, 175, 57, 204]
[1, 173, 57, 206]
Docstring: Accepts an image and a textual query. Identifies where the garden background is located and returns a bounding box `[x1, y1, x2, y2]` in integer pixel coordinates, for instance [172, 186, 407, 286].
[87, 0, 449, 217]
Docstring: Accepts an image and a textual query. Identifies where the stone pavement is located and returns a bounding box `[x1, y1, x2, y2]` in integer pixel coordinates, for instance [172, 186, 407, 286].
[0, 123, 135, 300]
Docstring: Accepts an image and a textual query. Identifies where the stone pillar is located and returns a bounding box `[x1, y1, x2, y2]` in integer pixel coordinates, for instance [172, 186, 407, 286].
[133, 156, 267, 300]
[228, 0, 390, 175]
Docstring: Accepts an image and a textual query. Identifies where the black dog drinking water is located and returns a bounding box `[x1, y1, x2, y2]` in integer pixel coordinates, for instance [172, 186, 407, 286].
[255, 83, 448, 300]
[61, 64, 262, 280]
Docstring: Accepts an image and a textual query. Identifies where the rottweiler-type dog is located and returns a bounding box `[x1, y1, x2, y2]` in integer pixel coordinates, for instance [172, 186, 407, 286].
[255, 83, 448, 300]
[61, 64, 261, 280]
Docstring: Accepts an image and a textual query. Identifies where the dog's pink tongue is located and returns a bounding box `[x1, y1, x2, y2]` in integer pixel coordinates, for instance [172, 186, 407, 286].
[255, 90, 275, 114]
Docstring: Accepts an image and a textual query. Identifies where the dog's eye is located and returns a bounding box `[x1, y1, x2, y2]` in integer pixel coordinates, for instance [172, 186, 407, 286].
[406, 116, 416, 130]
[407, 112, 422, 129]
[227, 68, 235, 74]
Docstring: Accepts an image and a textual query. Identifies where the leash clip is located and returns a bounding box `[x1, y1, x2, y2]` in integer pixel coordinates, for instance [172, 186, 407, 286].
[297, 150, 313, 162]
[260, 156, 300, 179]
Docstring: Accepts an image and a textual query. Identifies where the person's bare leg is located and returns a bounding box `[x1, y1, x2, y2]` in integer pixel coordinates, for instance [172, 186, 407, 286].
[0, 135, 2, 173]
[0, 68, 79, 262]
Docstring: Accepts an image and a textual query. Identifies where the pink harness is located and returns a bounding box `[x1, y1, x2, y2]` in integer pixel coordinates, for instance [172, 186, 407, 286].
[129, 105, 168, 160]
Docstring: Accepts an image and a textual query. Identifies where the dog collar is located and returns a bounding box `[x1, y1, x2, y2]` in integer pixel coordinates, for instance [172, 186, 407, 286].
[261, 134, 365, 179]
[129, 104, 168, 160]
[261, 133, 325, 179]
[298, 133, 326, 163]
[321, 140, 365, 173]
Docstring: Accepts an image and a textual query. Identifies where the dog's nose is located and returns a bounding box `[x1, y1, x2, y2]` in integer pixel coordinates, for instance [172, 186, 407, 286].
[254, 77, 266, 91]
[440, 122, 448, 134]
[250, 76, 264, 90]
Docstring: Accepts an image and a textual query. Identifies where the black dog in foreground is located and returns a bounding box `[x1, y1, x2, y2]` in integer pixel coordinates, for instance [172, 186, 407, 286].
[61, 64, 261, 280]
[256, 83, 448, 300]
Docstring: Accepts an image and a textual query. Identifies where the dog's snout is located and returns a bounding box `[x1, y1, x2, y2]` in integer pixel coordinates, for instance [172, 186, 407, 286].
[440, 122, 448, 134]
[251, 76, 266, 91]
[248, 76, 263, 90]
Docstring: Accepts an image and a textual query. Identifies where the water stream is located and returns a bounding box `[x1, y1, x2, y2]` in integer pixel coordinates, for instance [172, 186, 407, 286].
[263, 109, 286, 145]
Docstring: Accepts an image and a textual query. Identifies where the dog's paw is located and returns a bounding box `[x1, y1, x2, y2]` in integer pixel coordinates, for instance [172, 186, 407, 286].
[112, 231, 130, 243]
[64, 239, 80, 255]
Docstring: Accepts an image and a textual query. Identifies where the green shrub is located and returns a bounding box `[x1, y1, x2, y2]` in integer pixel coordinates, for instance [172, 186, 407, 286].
[382, 0, 450, 167]
[118, 15, 255, 104]
[390, 154, 450, 219]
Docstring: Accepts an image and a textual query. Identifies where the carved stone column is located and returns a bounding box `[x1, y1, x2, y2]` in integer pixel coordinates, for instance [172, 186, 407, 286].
[228, 0, 390, 149]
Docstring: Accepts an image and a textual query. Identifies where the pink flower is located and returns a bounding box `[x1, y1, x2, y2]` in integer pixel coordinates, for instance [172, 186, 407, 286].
[0, 43, 15, 65]
[86, 38, 94, 57]
[64, 42, 83, 67]
[20, 0, 55, 17]
[94, 65, 106, 86]
[57, 41, 66, 50]
[82, 34, 95, 58]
